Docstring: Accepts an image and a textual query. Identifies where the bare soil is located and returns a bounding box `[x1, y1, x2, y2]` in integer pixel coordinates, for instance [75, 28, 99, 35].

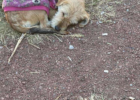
[0, 0, 140, 100]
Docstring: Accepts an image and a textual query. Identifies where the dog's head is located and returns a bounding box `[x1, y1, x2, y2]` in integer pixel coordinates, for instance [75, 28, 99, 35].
[51, 0, 90, 31]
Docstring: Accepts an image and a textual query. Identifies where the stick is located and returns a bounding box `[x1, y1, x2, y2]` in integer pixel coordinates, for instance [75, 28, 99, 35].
[53, 34, 63, 42]
[8, 33, 26, 64]
[55, 94, 62, 100]
[29, 43, 40, 49]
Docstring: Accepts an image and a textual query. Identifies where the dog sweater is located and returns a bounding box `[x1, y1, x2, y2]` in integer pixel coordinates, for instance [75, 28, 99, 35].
[2, 0, 56, 15]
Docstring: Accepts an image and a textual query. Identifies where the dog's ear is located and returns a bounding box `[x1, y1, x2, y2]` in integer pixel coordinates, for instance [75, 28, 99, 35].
[56, 0, 68, 6]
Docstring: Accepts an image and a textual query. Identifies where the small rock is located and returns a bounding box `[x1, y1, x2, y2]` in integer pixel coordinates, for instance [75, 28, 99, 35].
[102, 33, 108, 36]
[104, 70, 109, 73]
[99, 21, 103, 23]
[69, 45, 74, 50]
[129, 97, 135, 100]
[126, 9, 129, 12]
[0, 46, 3, 49]
[130, 84, 133, 86]
[107, 43, 112, 45]
[107, 52, 111, 55]
[101, 11, 105, 15]
[16, 72, 18, 74]
[39, 86, 42, 89]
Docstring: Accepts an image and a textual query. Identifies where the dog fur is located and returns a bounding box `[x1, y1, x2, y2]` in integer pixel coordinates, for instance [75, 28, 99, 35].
[4, 8, 57, 34]
[51, 0, 90, 31]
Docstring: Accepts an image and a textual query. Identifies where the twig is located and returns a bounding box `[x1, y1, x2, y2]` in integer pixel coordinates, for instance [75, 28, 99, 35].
[55, 94, 62, 100]
[54, 33, 64, 37]
[53, 34, 63, 42]
[29, 43, 40, 49]
[4, 45, 10, 52]
[30, 71, 40, 74]
[45, 35, 52, 42]
[8, 33, 26, 64]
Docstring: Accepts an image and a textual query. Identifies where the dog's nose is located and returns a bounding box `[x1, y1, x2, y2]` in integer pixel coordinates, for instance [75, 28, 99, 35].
[55, 6, 58, 9]
[55, 26, 61, 31]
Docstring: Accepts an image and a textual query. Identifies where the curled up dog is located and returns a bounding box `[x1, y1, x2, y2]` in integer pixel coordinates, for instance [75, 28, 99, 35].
[2, 0, 90, 34]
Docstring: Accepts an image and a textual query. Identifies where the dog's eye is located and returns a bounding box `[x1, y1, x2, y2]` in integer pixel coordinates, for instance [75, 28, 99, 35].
[62, 12, 68, 17]
[62, 12, 65, 16]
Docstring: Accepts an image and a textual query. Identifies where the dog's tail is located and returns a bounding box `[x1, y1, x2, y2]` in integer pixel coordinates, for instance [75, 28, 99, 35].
[27, 27, 69, 34]
[27, 27, 58, 34]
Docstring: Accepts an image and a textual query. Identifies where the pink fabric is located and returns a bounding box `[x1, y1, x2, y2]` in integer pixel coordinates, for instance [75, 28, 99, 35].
[2, 0, 56, 15]
[3, 6, 50, 14]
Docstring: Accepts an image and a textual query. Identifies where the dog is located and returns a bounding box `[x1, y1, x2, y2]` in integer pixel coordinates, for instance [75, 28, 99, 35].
[51, 0, 90, 31]
[2, 0, 90, 34]
[2, 0, 58, 34]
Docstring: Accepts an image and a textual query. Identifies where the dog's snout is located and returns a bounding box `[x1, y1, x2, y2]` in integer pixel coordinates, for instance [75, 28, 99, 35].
[55, 26, 61, 31]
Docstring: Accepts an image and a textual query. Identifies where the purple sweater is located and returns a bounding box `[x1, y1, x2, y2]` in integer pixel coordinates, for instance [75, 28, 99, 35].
[2, 0, 56, 15]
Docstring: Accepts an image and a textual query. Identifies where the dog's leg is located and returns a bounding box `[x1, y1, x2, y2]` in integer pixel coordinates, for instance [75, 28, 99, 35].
[39, 14, 52, 29]
[8, 33, 26, 64]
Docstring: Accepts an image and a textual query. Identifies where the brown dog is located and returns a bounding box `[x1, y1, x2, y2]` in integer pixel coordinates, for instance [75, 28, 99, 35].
[51, 0, 90, 31]
[3, 0, 90, 34]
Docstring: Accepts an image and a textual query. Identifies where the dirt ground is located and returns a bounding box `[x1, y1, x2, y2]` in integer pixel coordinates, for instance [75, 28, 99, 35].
[0, 0, 140, 100]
